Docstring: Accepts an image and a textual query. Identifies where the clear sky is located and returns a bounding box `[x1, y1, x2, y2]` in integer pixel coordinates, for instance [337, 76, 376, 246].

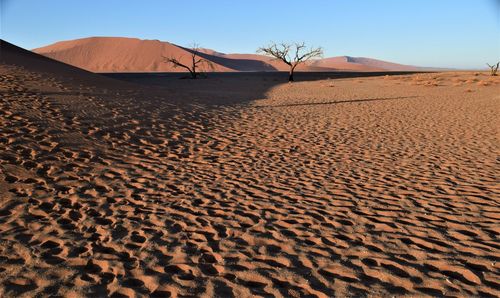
[1, 0, 499, 69]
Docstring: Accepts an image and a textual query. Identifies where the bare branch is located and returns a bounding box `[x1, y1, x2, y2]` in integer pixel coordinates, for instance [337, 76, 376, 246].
[163, 56, 192, 72]
[163, 43, 214, 79]
[257, 41, 323, 81]
[258, 43, 292, 66]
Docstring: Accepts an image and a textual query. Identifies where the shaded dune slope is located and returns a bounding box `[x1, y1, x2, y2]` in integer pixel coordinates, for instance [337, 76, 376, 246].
[1, 39, 120, 87]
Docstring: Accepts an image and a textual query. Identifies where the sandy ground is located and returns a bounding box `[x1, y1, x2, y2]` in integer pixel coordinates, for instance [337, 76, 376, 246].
[0, 63, 499, 297]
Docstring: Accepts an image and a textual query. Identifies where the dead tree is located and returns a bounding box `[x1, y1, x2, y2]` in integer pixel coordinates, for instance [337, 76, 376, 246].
[164, 43, 214, 79]
[258, 42, 323, 82]
[486, 62, 499, 76]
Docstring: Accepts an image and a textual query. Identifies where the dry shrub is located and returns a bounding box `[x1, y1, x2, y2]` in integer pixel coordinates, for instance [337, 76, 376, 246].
[486, 62, 499, 76]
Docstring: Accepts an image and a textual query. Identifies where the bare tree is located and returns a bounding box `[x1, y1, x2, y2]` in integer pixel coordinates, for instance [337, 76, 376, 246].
[486, 62, 499, 76]
[163, 43, 214, 79]
[257, 42, 323, 82]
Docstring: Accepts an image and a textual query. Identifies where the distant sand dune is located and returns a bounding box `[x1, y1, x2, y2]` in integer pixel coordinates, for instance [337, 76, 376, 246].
[1, 40, 499, 297]
[32, 37, 432, 73]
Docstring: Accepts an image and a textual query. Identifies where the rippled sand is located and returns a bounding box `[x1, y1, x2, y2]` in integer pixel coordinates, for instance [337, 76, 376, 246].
[0, 62, 499, 297]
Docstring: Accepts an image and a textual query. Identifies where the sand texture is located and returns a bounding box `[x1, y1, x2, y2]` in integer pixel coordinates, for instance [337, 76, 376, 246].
[1, 44, 500, 297]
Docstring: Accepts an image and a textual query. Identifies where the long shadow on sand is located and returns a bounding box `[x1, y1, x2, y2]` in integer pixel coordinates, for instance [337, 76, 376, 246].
[256, 95, 420, 108]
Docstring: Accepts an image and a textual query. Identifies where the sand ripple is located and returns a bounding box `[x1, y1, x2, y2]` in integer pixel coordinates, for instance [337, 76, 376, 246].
[0, 66, 499, 297]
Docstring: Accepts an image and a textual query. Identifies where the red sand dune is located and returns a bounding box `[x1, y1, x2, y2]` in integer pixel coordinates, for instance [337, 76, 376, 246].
[33, 37, 427, 73]
[32, 37, 233, 72]
[308, 56, 425, 71]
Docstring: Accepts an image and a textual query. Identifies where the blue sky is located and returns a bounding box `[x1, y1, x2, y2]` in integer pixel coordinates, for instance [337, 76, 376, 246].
[1, 0, 499, 68]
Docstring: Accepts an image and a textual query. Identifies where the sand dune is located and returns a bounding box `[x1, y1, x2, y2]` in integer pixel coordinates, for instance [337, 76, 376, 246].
[32, 37, 234, 73]
[309, 56, 383, 72]
[1, 40, 500, 297]
[308, 56, 426, 71]
[33, 37, 430, 73]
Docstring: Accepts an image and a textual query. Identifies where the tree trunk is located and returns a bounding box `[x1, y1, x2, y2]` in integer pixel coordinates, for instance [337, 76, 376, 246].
[288, 69, 294, 82]
[189, 69, 197, 79]
[191, 53, 197, 79]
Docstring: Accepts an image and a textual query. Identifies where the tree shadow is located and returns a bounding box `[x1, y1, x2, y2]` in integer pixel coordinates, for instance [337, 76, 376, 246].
[256, 95, 420, 108]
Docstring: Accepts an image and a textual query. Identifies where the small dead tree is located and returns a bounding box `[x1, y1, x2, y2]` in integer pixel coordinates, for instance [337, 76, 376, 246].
[164, 43, 214, 79]
[486, 62, 499, 76]
[257, 42, 323, 82]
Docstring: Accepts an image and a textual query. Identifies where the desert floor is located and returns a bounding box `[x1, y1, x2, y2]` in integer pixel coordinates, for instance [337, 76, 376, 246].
[0, 65, 499, 297]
